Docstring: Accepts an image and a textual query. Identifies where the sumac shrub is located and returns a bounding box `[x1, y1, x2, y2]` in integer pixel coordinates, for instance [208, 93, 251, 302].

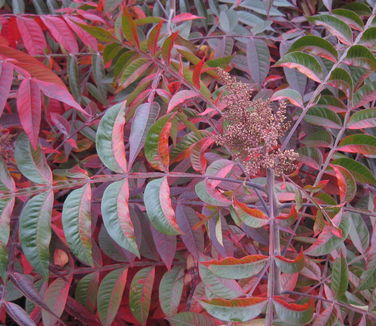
[0, 0, 375, 325]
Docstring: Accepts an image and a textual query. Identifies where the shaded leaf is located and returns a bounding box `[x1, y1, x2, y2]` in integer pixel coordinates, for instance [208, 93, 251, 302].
[4, 302, 36, 326]
[150, 224, 176, 269]
[246, 38, 270, 86]
[176, 204, 204, 258]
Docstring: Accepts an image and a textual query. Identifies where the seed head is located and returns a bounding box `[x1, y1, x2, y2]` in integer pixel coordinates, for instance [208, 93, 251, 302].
[215, 69, 298, 176]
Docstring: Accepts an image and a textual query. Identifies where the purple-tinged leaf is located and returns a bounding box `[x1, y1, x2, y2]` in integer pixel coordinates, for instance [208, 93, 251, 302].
[246, 38, 270, 87]
[129, 102, 160, 169]
[42, 277, 71, 326]
[17, 78, 42, 149]
[176, 204, 204, 258]
[0, 62, 13, 117]
[4, 302, 36, 326]
[150, 224, 176, 269]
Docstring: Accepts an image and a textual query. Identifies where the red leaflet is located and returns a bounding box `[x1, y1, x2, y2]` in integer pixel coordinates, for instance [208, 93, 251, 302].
[167, 90, 199, 113]
[162, 32, 179, 65]
[158, 117, 173, 171]
[159, 177, 182, 233]
[331, 164, 357, 203]
[16, 17, 47, 55]
[232, 197, 268, 220]
[0, 62, 13, 117]
[190, 137, 215, 173]
[150, 224, 176, 269]
[64, 16, 98, 51]
[172, 13, 204, 24]
[273, 296, 314, 311]
[147, 21, 163, 55]
[192, 57, 205, 89]
[122, 7, 140, 48]
[17, 78, 42, 149]
[41, 16, 79, 54]
[201, 255, 268, 267]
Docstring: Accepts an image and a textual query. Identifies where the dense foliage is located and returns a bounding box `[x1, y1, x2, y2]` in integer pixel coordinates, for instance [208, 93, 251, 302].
[0, 0, 375, 325]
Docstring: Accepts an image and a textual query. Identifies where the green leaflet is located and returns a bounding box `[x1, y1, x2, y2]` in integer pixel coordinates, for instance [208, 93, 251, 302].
[273, 297, 314, 326]
[101, 179, 139, 256]
[144, 177, 182, 235]
[20, 191, 53, 279]
[75, 272, 99, 313]
[159, 266, 184, 316]
[15, 133, 52, 185]
[331, 255, 348, 299]
[167, 312, 217, 326]
[96, 101, 128, 173]
[97, 268, 128, 326]
[62, 184, 93, 266]
[200, 297, 267, 322]
[130, 266, 155, 325]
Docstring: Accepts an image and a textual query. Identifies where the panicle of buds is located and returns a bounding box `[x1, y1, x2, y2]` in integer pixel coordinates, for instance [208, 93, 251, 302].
[215, 68, 298, 176]
[0, 132, 14, 163]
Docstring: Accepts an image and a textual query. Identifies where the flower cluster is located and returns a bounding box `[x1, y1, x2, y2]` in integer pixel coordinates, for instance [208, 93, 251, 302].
[215, 69, 298, 176]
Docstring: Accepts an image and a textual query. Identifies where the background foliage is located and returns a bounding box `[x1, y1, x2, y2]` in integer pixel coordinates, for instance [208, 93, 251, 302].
[0, 0, 375, 325]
